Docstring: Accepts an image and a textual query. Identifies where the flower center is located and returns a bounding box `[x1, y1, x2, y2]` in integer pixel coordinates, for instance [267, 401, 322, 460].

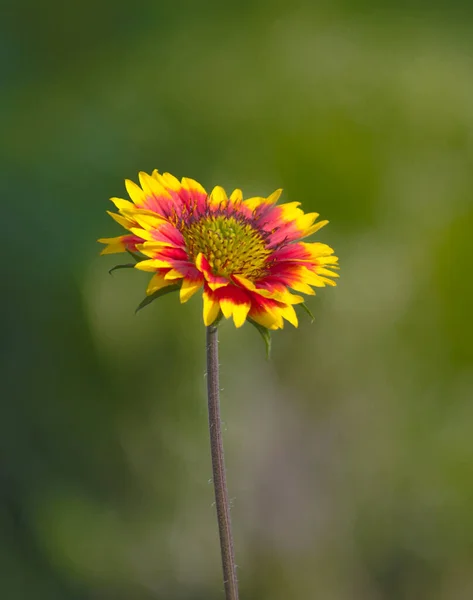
[182, 214, 271, 279]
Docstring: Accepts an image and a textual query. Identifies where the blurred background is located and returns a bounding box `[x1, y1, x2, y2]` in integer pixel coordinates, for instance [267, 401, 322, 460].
[2, 0, 473, 598]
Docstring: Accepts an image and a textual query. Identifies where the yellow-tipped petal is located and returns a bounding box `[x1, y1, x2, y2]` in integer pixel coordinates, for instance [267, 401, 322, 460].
[219, 296, 251, 326]
[179, 278, 203, 303]
[290, 280, 316, 295]
[295, 212, 318, 231]
[319, 277, 337, 286]
[298, 267, 330, 287]
[232, 302, 251, 328]
[127, 212, 166, 231]
[125, 179, 147, 205]
[182, 177, 207, 196]
[274, 290, 304, 305]
[251, 308, 283, 330]
[244, 189, 282, 211]
[317, 255, 339, 265]
[203, 291, 220, 326]
[164, 269, 184, 280]
[139, 171, 173, 200]
[209, 186, 228, 206]
[146, 273, 172, 295]
[107, 211, 134, 229]
[110, 197, 135, 211]
[303, 220, 329, 237]
[135, 242, 162, 258]
[207, 280, 228, 291]
[151, 170, 181, 193]
[135, 259, 171, 271]
[302, 242, 335, 257]
[162, 172, 182, 191]
[232, 274, 256, 291]
[219, 298, 233, 319]
[267, 188, 283, 204]
[230, 188, 243, 202]
[244, 196, 265, 211]
[280, 304, 298, 327]
[98, 237, 126, 254]
[279, 202, 303, 222]
[317, 267, 339, 278]
[130, 228, 153, 241]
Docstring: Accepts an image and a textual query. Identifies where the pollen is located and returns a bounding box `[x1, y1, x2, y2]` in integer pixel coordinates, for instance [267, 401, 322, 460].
[181, 214, 271, 279]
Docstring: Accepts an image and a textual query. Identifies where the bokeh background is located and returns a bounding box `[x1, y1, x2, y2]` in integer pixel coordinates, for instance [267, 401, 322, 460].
[2, 0, 473, 598]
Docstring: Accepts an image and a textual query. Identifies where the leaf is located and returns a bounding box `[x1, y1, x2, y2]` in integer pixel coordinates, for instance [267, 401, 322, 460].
[126, 249, 144, 263]
[135, 284, 180, 314]
[247, 318, 272, 359]
[300, 302, 315, 322]
[108, 263, 135, 275]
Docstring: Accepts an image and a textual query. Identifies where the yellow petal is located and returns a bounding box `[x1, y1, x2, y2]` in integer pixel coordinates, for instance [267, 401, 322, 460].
[209, 186, 228, 206]
[290, 281, 316, 295]
[147, 273, 173, 295]
[279, 202, 303, 222]
[97, 237, 126, 254]
[179, 278, 203, 303]
[203, 291, 220, 326]
[127, 212, 166, 230]
[275, 290, 304, 305]
[280, 304, 298, 327]
[135, 242, 161, 258]
[107, 211, 134, 229]
[110, 197, 135, 211]
[251, 308, 283, 330]
[299, 269, 328, 287]
[129, 228, 152, 242]
[317, 267, 339, 278]
[244, 196, 266, 211]
[181, 177, 207, 196]
[302, 242, 335, 258]
[135, 259, 171, 271]
[295, 212, 318, 231]
[318, 255, 339, 265]
[162, 172, 182, 191]
[219, 296, 251, 327]
[303, 220, 329, 238]
[267, 188, 283, 204]
[219, 298, 233, 319]
[319, 277, 337, 286]
[232, 302, 251, 328]
[164, 269, 184, 280]
[151, 170, 181, 193]
[244, 189, 282, 211]
[125, 179, 147, 205]
[232, 274, 256, 291]
[139, 171, 173, 200]
[230, 188, 243, 202]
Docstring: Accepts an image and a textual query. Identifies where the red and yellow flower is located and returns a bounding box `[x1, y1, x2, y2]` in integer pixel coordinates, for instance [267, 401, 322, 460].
[98, 171, 339, 329]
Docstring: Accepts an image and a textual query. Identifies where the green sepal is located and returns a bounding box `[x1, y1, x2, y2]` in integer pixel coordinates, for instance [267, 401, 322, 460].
[212, 311, 224, 328]
[300, 302, 315, 322]
[108, 263, 135, 275]
[135, 284, 180, 314]
[126, 249, 144, 263]
[248, 318, 272, 359]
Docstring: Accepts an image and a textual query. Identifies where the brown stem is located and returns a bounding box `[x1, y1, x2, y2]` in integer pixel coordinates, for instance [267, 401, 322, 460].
[206, 325, 239, 600]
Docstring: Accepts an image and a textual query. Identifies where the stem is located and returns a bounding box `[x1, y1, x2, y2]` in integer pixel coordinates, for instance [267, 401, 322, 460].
[206, 325, 240, 600]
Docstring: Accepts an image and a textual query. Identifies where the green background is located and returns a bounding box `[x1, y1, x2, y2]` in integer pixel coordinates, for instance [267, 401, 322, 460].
[2, 1, 473, 598]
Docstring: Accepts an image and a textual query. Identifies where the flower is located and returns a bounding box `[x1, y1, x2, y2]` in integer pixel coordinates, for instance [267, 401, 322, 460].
[98, 171, 339, 329]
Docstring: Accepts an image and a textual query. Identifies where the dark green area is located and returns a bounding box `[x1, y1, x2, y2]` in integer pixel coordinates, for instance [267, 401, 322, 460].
[2, 1, 473, 598]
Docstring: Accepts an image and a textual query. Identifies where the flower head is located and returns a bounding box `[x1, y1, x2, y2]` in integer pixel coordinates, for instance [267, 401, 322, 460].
[98, 171, 339, 329]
